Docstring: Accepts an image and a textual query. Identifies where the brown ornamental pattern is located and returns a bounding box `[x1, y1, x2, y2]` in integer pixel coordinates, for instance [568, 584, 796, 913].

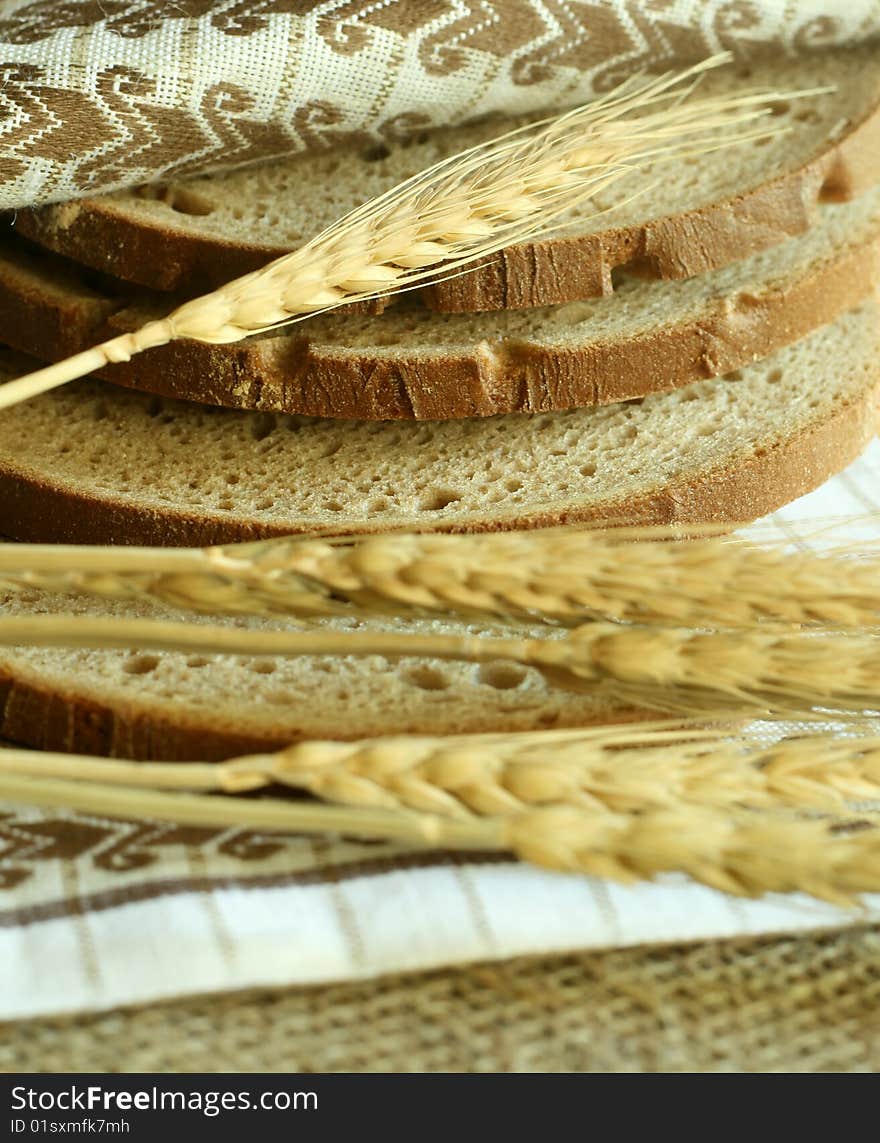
[0, 810, 294, 890]
[0, 3, 876, 223]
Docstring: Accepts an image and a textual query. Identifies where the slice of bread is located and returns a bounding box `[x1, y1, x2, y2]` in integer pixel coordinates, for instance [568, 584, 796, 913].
[2, 193, 878, 420]
[8, 48, 880, 310]
[0, 305, 876, 546]
[0, 590, 631, 760]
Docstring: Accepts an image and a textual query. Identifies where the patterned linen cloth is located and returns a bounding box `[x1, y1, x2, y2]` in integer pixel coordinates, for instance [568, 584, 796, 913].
[2, 0, 880, 209]
[1, 441, 879, 1021]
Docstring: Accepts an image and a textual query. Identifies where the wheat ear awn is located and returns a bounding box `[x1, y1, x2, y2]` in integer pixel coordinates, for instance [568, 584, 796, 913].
[2, 529, 878, 629]
[4, 726, 880, 816]
[0, 614, 878, 716]
[0, 769, 875, 904]
[0, 56, 819, 411]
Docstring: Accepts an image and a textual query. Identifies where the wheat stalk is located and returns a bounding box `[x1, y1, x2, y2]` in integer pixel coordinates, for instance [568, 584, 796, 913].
[2, 529, 877, 629]
[2, 725, 880, 816]
[0, 613, 878, 717]
[0, 56, 817, 411]
[0, 768, 874, 904]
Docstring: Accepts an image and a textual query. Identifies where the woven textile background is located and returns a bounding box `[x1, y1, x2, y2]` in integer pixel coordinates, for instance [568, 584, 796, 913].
[7, 928, 880, 1071]
[2, 0, 880, 210]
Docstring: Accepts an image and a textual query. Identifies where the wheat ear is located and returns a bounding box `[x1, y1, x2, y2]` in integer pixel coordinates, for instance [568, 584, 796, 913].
[4, 726, 880, 816]
[0, 56, 816, 411]
[0, 614, 878, 717]
[0, 769, 874, 904]
[2, 529, 878, 629]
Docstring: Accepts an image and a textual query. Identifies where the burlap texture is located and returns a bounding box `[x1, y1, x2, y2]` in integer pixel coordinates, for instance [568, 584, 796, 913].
[3, 925, 880, 1072]
[3, 0, 880, 209]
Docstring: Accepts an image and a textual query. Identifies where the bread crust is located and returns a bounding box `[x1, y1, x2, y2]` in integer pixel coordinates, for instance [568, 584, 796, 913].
[0, 228, 876, 420]
[0, 659, 644, 761]
[10, 89, 880, 311]
[0, 375, 874, 548]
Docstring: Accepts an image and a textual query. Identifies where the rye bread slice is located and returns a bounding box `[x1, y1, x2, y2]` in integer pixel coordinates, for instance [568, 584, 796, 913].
[1, 193, 878, 420]
[0, 305, 876, 547]
[7, 48, 880, 311]
[0, 593, 634, 761]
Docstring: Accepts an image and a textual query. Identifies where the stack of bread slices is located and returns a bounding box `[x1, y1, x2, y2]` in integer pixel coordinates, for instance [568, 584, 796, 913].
[0, 47, 879, 759]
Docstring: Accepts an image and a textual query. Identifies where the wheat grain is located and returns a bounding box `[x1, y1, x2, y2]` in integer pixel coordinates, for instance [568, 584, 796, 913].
[0, 613, 877, 717]
[0, 56, 816, 410]
[502, 806, 880, 904]
[215, 730, 880, 815]
[1, 529, 878, 630]
[0, 768, 875, 904]
[3, 725, 880, 816]
[0, 723, 733, 803]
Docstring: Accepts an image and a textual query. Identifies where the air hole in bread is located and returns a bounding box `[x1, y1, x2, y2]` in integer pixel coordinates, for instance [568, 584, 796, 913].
[138, 184, 215, 217]
[186, 656, 210, 668]
[405, 666, 450, 691]
[249, 661, 276, 675]
[579, 462, 597, 477]
[478, 663, 528, 690]
[610, 255, 658, 290]
[819, 173, 851, 203]
[168, 189, 215, 217]
[767, 368, 784, 383]
[361, 144, 391, 163]
[769, 100, 791, 116]
[420, 488, 462, 511]
[124, 654, 160, 675]
[249, 413, 276, 441]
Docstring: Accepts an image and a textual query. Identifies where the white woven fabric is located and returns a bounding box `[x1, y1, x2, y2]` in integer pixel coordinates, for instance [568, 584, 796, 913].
[2, 0, 879, 208]
[1, 439, 878, 1020]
